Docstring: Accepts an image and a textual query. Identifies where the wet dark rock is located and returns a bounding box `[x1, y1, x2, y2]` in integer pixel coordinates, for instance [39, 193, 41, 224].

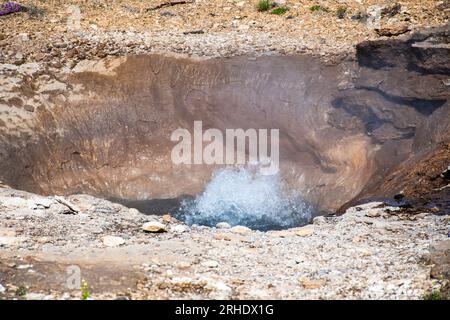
[442, 166, 450, 179]
[393, 192, 405, 201]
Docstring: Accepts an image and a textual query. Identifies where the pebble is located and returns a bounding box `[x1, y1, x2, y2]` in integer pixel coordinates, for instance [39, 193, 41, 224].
[299, 277, 326, 289]
[216, 222, 231, 229]
[128, 208, 139, 215]
[102, 235, 125, 247]
[313, 216, 326, 225]
[142, 221, 167, 233]
[170, 225, 187, 233]
[294, 225, 315, 237]
[230, 225, 252, 234]
[201, 260, 219, 268]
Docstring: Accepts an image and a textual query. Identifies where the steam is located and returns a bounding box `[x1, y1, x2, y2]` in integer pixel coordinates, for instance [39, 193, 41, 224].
[176, 167, 313, 231]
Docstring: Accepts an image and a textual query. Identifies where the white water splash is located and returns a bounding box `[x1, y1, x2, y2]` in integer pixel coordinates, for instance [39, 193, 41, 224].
[177, 167, 313, 230]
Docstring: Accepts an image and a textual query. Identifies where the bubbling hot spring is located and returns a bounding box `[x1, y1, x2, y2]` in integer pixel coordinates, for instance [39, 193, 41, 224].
[0, 34, 448, 231]
[176, 167, 312, 231]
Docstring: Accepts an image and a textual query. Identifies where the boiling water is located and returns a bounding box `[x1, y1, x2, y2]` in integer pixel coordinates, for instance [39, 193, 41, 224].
[175, 167, 313, 231]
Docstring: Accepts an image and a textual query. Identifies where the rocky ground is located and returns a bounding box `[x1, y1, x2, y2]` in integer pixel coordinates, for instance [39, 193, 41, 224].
[0, 0, 449, 65]
[0, 186, 448, 300]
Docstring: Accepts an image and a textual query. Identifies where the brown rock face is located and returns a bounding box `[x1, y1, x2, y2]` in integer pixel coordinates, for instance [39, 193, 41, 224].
[0, 28, 448, 214]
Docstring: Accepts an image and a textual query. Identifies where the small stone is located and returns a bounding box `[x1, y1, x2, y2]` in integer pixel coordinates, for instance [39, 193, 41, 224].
[0, 283, 5, 293]
[162, 214, 172, 223]
[430, 207, 440, 213]
[381, 3, 401, 17]
[143, 221, 167, 233]
[26, 292, 46, 300]
[366, 209, 381, 218]
[54, 196, 80, 213]
[214, 232, 252, 243]
[19, 33, 29, 42]
[312, 216, 326, 225]
[183, 30, 205, 35]
[214, 233, 233, 241]
[102, 235, 125, 247]
[37, 237, 51, 244]
[201, 260, 219, 268]
[204, 279, 232, 299]
[299, 277, 325, 289]
[0, 236, 23, 246]
[160, 11, 175, 17]
[216, 222, 231, 229]
[436, 1, 450, 11]
[175, 261, 192, 270]
[269, 230, 294, 238]
[294, 225, 314, 237]
[128, 208, 139, 215]
[376, 24, 410, 37]
[32, 197, 53, 208]
[230, 225, 252, 234]
[170, 225, 187, 233]
[352, 236, 362, 243]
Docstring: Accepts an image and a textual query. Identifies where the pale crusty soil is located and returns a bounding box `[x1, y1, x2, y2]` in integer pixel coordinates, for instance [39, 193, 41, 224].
[0, 187, 449, 300]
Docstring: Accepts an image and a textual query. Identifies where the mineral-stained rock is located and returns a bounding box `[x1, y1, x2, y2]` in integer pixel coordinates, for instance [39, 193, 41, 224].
[376, 24, 409, 37]
[128, 208, 139, 215]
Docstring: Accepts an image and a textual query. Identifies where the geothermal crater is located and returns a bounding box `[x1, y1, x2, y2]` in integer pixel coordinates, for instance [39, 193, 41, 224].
[0, 29, 449, 228]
